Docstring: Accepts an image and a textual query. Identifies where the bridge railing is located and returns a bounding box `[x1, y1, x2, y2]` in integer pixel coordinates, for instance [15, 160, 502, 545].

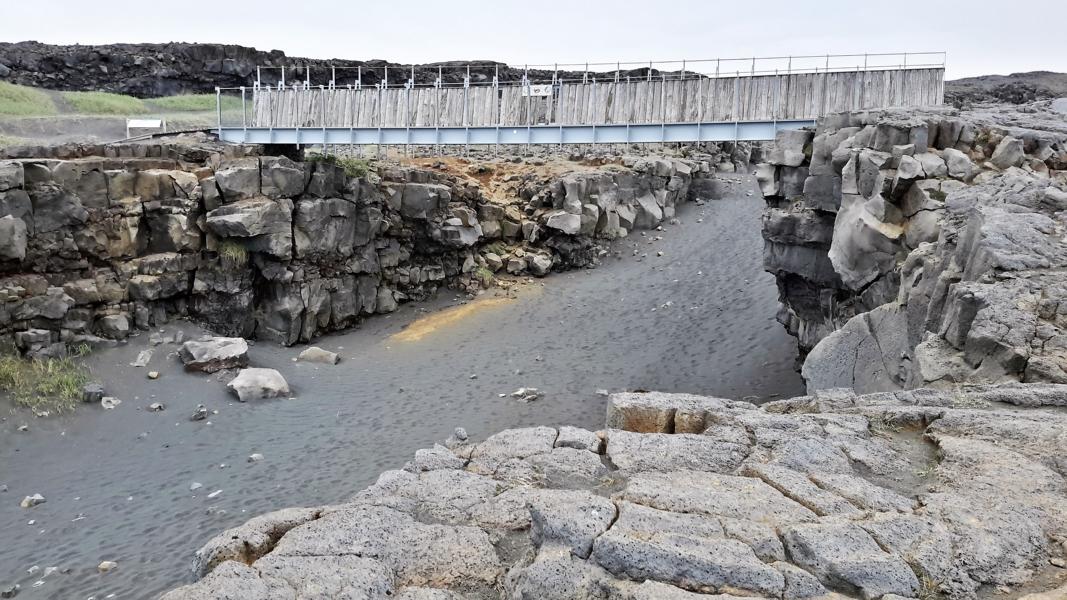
[213, 51, 945, 146]
[249, 51, 946, 90]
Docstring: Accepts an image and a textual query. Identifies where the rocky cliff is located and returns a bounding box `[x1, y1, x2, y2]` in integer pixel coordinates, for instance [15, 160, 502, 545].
[946, 71, 1067, 106]
[162, 384, 1067, 600]
[759, 104, 1067, 393]
[0, 41, 628, 97]
[0, 138, 731, 355]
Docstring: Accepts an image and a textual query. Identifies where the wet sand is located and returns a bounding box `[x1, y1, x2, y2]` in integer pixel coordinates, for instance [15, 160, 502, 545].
[0, 174, 804, 599]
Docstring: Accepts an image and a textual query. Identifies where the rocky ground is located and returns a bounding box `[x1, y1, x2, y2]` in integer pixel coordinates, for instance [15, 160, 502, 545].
[160, 383, 1067, 600]
[945, 72, 1067, 106]
[758, 102, 1067, 392]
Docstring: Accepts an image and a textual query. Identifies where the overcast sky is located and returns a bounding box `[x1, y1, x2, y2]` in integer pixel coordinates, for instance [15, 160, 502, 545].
[3, 0, 1064, 80]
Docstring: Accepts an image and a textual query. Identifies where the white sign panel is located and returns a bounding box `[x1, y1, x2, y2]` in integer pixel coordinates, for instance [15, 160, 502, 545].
[523, 84, 553, 97]
[127, 119, 164, 129]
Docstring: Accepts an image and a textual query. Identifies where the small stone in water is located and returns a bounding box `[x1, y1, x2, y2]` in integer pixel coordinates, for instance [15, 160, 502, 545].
[147, 371, 159, 380]
[149, 402, 165, 412]
[207, 490, 222, 499]
[100, 397, 121, 410]
[189, 482, 202, 491]
[247, 453, 264, 463]
[97, 561, 117, 573]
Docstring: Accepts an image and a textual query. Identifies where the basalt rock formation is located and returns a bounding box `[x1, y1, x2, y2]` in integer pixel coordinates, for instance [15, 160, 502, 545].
[759, 104, 1067, 393]
[162, 384, 1067, 600]
[0, 41, 655, 98]
[0, 137, 731, 354]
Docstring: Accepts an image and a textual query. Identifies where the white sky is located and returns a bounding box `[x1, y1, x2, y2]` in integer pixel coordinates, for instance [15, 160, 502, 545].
[3, 0, 1064, 80]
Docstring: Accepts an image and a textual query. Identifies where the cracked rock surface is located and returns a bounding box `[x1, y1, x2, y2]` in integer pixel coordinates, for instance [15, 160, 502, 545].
[162, 385, 1067, 600]
[759, 103, 1067, 393]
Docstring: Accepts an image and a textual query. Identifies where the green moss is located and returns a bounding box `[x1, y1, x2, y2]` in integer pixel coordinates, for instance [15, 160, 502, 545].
[0, 81, 57, 116]
[928, 188, 947, 202]
[0, 345, 93, 414]
[61, 91, 148, 115]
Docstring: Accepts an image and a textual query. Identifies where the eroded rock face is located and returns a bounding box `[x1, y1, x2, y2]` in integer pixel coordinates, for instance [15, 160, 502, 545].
[161, 386, 1067, 600]
[760, 104, 1067, 393]
[0, 144, 730, 349]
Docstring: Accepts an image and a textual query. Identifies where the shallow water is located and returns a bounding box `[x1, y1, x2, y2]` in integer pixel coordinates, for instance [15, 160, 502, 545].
[0, 174, 804, 599]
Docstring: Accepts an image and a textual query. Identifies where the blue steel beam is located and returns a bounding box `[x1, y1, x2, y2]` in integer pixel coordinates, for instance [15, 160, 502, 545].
[216, 119, 815, 146]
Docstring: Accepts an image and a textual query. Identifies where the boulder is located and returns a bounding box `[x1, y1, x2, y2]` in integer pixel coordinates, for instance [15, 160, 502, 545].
[206, 197, 292, 239]
[543, 210, 581, 235]
[767, 130, 814, 167]
[0, 161, 23, 191]
[526, 252, 553, 277]
[214, 157, 261, 201]
[95, 314, 130, 340]
[942, 148, 976, 181]
[226, 368, 290, 401]
[990, 136, 1025, 170]
[297, 346, 340, 365]
[179, 337, 250, 373]
[400, 183, 450, 219]
[0, 215, 27, 261]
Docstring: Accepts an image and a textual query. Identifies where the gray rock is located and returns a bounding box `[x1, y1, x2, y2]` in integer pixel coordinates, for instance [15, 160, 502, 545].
[942, 147, 976, 180]
[82, 382, 105, 404]
[526, 252, 553, 277]
[95, 314, 129, 340]
[192, 506, 320, 577]
[0, 215, 27, 261]
[528, 489, 616, 558]
[783, 522, 919, 599]
[297, 346, 339, 365]
[768, 130, 814, 167]
[543, 210, 581, 235]
[226, 368, 290, 401]
[990, 136, 1025, 170]
[179, 337, 249, 373]
[591, 500, 784, 596]
[606, 429, 748, 474]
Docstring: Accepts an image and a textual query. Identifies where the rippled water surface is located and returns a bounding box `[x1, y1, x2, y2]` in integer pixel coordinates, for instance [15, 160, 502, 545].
[0, 175, 804, 598]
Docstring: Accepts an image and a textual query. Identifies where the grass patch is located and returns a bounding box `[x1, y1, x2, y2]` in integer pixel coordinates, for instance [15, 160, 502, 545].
[0, 81, 57, 116]
[217, 238, 249, 267]
[0, 134, 26, 147]
[61, 91, 148, 115]
[0, 346, 92, 414]
[483, 242, 508, 257]
[474, 266, 495, 288]
[307, 153, 374, 178]
[147, 94, 243, 112]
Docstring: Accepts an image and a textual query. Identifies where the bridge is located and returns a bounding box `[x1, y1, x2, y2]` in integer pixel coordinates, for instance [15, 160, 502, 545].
[213, 52, 945, 146]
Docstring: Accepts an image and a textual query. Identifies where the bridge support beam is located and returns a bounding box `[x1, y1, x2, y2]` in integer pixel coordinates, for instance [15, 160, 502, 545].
[217, 120, 815, 146]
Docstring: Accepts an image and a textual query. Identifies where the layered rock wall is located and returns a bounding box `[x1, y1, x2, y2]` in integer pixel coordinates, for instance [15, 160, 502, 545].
[759, 104, 1067, 392]
[0, 140, 726, 354]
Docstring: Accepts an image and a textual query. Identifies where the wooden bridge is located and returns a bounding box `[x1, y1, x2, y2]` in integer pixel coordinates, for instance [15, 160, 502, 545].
[214, 52, 946, 146]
